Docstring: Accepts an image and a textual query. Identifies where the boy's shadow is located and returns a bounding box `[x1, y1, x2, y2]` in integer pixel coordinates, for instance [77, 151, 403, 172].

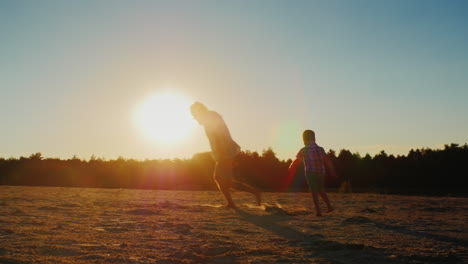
[368, 218, 467, 246]
[234, 208, 396, 263]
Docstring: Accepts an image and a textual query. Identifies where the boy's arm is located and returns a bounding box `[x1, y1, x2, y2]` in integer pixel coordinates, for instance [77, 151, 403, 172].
[288, 158, 301, 179]
[323, 155, 338, 179]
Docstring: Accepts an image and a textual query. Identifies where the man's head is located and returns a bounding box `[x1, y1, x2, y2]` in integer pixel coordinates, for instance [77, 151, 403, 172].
[302, 129, 316, 145]
[190, 101, 208, 124]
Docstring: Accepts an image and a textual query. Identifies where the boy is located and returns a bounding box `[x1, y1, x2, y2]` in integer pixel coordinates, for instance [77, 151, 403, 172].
[288, 130, 337, 216]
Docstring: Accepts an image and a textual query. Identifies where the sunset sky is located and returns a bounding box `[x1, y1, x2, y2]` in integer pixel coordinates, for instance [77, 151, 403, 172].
[1, 0, 467, 161]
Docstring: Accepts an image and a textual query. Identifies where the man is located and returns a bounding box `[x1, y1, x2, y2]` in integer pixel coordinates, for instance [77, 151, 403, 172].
[190, 102, 261, 208]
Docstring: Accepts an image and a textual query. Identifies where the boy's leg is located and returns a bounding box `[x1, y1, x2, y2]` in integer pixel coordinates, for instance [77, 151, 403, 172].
[316, 173, 333, 213]
[318, 192, 333, 213]
[305, 172, 322, 216]
[311, 192, 322, 216]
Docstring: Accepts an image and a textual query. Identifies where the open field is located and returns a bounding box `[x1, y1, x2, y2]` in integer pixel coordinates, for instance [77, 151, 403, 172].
[0, 186, 466, 263]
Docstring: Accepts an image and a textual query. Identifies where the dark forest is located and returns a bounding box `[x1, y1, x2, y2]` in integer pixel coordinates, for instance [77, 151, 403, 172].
[1, 143, 466, 196]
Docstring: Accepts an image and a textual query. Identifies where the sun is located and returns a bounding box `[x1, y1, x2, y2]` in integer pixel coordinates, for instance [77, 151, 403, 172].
[135, 92, 195, 144]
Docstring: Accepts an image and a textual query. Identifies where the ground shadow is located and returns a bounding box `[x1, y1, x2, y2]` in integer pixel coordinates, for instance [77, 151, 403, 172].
[234, 208, 401, 264]
[367, 217, 467, 246]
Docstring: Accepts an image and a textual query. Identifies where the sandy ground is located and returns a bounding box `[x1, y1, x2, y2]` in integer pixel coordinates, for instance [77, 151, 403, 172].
[0, 186, 466, 264]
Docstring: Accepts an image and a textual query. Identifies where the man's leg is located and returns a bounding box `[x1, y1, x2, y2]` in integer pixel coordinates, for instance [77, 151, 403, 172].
[232, 181, 262, 205]
[214, 160, 236, 207]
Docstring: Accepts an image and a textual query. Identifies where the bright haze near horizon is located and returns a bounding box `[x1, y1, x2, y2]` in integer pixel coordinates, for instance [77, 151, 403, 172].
[1, 0, 467, 161]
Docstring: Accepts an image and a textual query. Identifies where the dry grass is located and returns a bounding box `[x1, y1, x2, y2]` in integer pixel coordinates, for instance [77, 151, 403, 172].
[0, 186, 466, 263]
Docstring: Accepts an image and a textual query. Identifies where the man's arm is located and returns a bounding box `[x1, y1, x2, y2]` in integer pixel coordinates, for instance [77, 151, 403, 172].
[323, 155, 338, 179]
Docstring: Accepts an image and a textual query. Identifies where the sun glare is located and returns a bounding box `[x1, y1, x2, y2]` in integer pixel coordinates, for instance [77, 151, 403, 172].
[135, 92, 195, 144]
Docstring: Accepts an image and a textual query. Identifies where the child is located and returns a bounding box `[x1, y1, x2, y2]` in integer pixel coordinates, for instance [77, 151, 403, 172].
[288, 130, 338, 216]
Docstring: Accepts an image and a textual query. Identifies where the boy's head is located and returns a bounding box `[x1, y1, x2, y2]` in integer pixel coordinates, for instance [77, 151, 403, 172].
[302, 130, 316, 145]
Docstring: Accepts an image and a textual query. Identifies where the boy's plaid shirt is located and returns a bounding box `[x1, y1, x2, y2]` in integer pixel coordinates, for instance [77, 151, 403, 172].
[296, 143, 326, 174]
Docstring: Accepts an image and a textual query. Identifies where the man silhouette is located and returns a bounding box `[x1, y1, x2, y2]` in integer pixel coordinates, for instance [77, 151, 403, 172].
[190, 102, 261, 208]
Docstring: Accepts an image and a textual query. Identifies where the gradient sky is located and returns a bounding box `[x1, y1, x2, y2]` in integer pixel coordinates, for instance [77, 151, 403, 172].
[1, 0, 467, 161]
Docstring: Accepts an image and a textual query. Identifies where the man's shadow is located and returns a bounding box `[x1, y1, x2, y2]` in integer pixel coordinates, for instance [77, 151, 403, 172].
[234, 207, 314, 241]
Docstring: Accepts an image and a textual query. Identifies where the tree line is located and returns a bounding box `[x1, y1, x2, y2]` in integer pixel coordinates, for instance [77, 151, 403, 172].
[0, 143, 466, 196]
